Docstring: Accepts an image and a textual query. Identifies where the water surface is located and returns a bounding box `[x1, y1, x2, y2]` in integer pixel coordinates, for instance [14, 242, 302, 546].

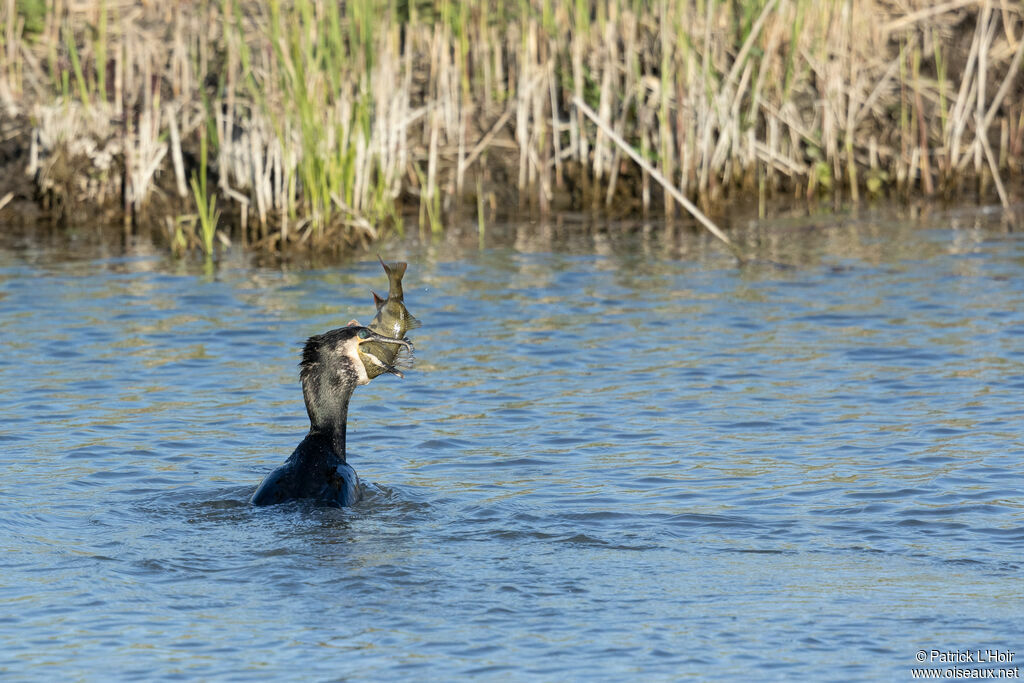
[1, 208, 1023, 680]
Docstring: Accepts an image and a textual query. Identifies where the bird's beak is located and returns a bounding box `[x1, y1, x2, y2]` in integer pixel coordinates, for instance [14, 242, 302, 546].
[357, 331, 413, 352]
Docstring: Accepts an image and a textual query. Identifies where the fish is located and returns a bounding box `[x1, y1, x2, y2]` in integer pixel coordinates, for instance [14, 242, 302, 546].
[357, 256, 421, 380]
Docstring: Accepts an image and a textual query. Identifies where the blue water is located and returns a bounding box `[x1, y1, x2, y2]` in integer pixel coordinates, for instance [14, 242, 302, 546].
[1, 209, 1023, 680]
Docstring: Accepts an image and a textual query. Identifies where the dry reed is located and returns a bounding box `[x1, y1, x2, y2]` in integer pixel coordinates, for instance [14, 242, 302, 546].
[1, 0, 1022, 254]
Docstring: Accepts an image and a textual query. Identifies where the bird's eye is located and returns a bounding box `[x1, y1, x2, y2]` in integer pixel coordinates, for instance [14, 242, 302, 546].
[358, 328, 371, 339]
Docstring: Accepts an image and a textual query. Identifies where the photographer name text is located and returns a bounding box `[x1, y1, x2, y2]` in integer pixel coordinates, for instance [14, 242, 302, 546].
[924, 651, 1016, 664]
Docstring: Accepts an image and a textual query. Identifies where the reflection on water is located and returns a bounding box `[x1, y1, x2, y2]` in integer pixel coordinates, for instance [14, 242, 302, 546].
[1, 206, 1023, 679]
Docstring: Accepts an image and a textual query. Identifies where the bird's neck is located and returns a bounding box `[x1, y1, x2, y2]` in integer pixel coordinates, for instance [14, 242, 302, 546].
[304, 382, 353, 462]
[311, 405, 348, 459]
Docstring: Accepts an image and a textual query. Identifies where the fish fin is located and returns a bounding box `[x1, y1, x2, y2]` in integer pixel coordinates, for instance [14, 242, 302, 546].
[372, 291, 385, 310]
[346, 319, 360, 326]
[378, 255, 406, 300]
[391, 347, 415, 371]
[378, 254, 407, 279]
[405, 314, 422, 330]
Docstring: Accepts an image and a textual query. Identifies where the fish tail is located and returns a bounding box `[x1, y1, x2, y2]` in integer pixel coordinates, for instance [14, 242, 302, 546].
[377, 255, 406, 300]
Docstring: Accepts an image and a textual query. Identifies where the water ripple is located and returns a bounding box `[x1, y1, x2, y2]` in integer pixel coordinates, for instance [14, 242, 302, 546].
[2, 217, 1024, 679]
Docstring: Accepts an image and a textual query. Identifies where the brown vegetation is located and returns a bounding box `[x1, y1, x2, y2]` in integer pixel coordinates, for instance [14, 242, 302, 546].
[1, 0, 1022, 255]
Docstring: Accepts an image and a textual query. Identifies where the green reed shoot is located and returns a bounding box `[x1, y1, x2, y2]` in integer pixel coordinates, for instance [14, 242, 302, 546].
[63, 23, 90, 106]
[413, 162, 441, 234]
[190, 131, 220, 257]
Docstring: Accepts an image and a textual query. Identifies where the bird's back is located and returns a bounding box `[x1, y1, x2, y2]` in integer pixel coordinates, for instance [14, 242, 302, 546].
[250, 435, 361, 507]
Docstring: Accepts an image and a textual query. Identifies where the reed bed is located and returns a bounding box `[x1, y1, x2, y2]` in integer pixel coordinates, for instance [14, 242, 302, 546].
[1, 0, 1022, 253]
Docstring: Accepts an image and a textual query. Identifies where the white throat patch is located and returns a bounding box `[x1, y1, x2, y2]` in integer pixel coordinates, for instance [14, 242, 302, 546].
[344, 338, 371, 385]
